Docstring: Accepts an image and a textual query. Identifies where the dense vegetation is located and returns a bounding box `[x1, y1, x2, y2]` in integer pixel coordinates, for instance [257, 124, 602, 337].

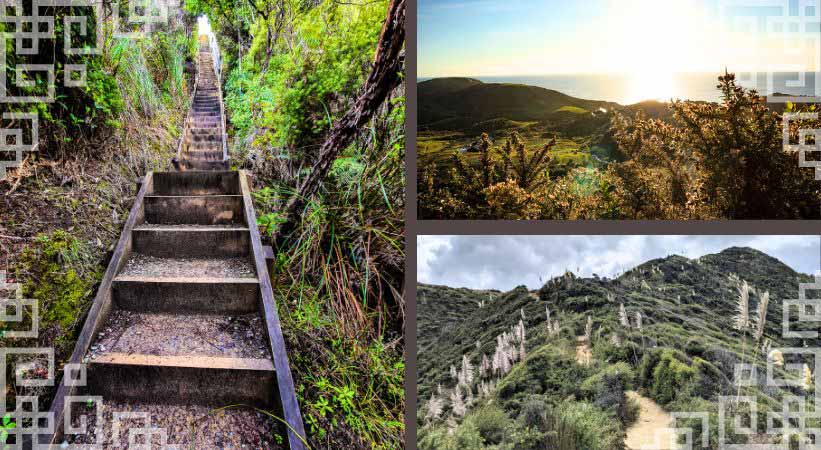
[1, 5, 194, 414]
[417, 247, 818, 449]
[2, 0, 404, 448]
[180, 0, 406, 447]
[418, 74, 821, 219]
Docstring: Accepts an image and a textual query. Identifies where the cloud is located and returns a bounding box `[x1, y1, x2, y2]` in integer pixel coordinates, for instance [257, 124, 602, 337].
[417, 236, 821, 290]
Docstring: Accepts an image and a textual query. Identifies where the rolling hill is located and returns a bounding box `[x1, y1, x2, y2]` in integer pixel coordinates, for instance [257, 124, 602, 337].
[417, 247, 819, 449]
[419, 78, 621, 131]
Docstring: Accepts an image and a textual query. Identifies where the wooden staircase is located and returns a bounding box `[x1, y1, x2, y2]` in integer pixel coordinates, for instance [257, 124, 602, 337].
[44, 42, 306, 449]
[179, 47, 229, 171]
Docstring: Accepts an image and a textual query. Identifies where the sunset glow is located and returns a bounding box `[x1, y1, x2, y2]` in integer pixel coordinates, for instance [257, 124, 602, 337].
[419, 0, 821, 81]
[624, 71, 678, 105]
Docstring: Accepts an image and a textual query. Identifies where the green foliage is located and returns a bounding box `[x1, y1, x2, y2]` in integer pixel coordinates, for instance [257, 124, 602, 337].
[420, 132, 557, 219]
[111, 31, 192, 119]
[466, 404, 511, 445]
[640, 349, 698, 405]
[183, 1, 403, 446]
[418, 425, 452, 450]
[220, 0, 390, 153]
[16, 231, 101, 339]
[0, 413, 16, 447]
[609, 73, 820, 219]
[691, 357, 729, 400]
[452, 420, 485, 449]
[3, 9, 193, 158]
[283, 288, 404, 448]
[419, 73, 821, 219]
[496, 345, 591, 410]
[550, 401, 624, 450]
[580, 362, 635, 423]
[418, 246, 817, 449]
[595, 338, 643, 365]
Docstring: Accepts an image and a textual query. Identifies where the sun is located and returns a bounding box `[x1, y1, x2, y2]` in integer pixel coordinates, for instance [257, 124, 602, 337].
[623, 71, 677, 105]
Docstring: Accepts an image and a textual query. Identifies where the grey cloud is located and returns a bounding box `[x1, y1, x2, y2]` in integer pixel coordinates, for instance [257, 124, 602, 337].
[417, 235, 821, 291]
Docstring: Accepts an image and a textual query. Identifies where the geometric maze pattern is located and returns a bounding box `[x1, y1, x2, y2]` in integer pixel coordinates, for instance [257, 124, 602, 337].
[0, 0, 177, 181]
[718, 0, 821, 103]
[2, 2, 178, 442]
[664, 276, 821, 449]
[1, 269, 173, 447]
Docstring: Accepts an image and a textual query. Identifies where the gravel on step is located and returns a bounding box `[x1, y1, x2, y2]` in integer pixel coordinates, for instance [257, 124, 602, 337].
[63, 400, 284, 449]
[87, 311, 271, 360]
[119, 254, 255, 278]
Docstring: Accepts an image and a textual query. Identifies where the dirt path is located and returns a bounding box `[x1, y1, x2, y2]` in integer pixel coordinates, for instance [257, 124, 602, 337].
[575, 336, 592, 366]
[624, 391, 678, 450]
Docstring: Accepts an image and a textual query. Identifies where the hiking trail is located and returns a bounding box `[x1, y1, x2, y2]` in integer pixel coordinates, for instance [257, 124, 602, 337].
[43, 39, 306, 449]
[624, 391, 678, 450]
[575, 336, 592, 366]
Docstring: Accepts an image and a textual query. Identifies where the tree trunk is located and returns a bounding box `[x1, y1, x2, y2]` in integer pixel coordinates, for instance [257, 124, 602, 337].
[274, 0, 405, 247]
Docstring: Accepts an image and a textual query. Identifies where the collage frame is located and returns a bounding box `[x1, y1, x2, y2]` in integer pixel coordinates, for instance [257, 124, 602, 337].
[406, 1, 821, 448]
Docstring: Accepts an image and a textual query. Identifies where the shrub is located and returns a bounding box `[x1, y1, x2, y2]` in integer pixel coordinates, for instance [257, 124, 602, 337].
[452, 420, 485, 450]
[496, 346, 590, 411]
[596, 339, 643, 365]
[503, 423, 549, 450]
[650, 350, 698, 405]
[466, 404, 511, 445]
[517, 396, 550, 431]
[624, 395, 641, 426]
[579, 362, 634, 424]
[610, 73, 820, 219]
[550, 401, 623, 450]
[684, 338, 707, 358]
[417, 425, 450, 450]
[692, 357, 729, 400]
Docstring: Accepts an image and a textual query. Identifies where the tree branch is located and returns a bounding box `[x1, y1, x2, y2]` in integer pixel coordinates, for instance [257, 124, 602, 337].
[274, 0, 405, 247]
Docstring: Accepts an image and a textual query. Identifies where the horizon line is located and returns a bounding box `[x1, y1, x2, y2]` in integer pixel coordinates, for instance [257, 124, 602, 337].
[418, 70, 821, 79]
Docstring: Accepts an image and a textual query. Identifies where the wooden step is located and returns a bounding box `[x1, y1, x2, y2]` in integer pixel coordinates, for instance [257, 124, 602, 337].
[185, 149, 223, 159]
[113, 276, 260, 314]
[188, 141, 222, 150]
[144, 195, 243, 225]
[132, 225, 250, 258]
[119, 254, 256, 278]
[188, 119, 221, 127]
[87, 353, 275, 405]
[185, 152, 225, 162]
[181, 159, 230, 171]
[150, 171, 239, 195]
[89, 310, 271, 359]
[187, 134, 222, 143]
[61, 399, 284, 448]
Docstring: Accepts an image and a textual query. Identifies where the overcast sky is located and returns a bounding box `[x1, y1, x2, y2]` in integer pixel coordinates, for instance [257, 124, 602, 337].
[417, 236, 821, 290]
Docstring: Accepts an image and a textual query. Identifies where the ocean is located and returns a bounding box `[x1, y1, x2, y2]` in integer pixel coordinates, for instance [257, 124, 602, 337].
[420, 72, 819, 105]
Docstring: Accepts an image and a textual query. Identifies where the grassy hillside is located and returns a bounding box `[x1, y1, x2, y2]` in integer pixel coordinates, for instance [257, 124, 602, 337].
[417, 247, 818, 449]
[419, 78, 619, 129]
[417, 73, 820, 220]
[416, 78, 625, 195]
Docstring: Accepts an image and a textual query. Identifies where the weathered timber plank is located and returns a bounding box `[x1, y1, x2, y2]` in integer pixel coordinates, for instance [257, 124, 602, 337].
[239, 170, 307, 450]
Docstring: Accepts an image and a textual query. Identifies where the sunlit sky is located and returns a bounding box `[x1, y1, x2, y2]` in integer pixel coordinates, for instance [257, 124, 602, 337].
[197, 16, 212, 35]
[419, 0, 821, 77]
